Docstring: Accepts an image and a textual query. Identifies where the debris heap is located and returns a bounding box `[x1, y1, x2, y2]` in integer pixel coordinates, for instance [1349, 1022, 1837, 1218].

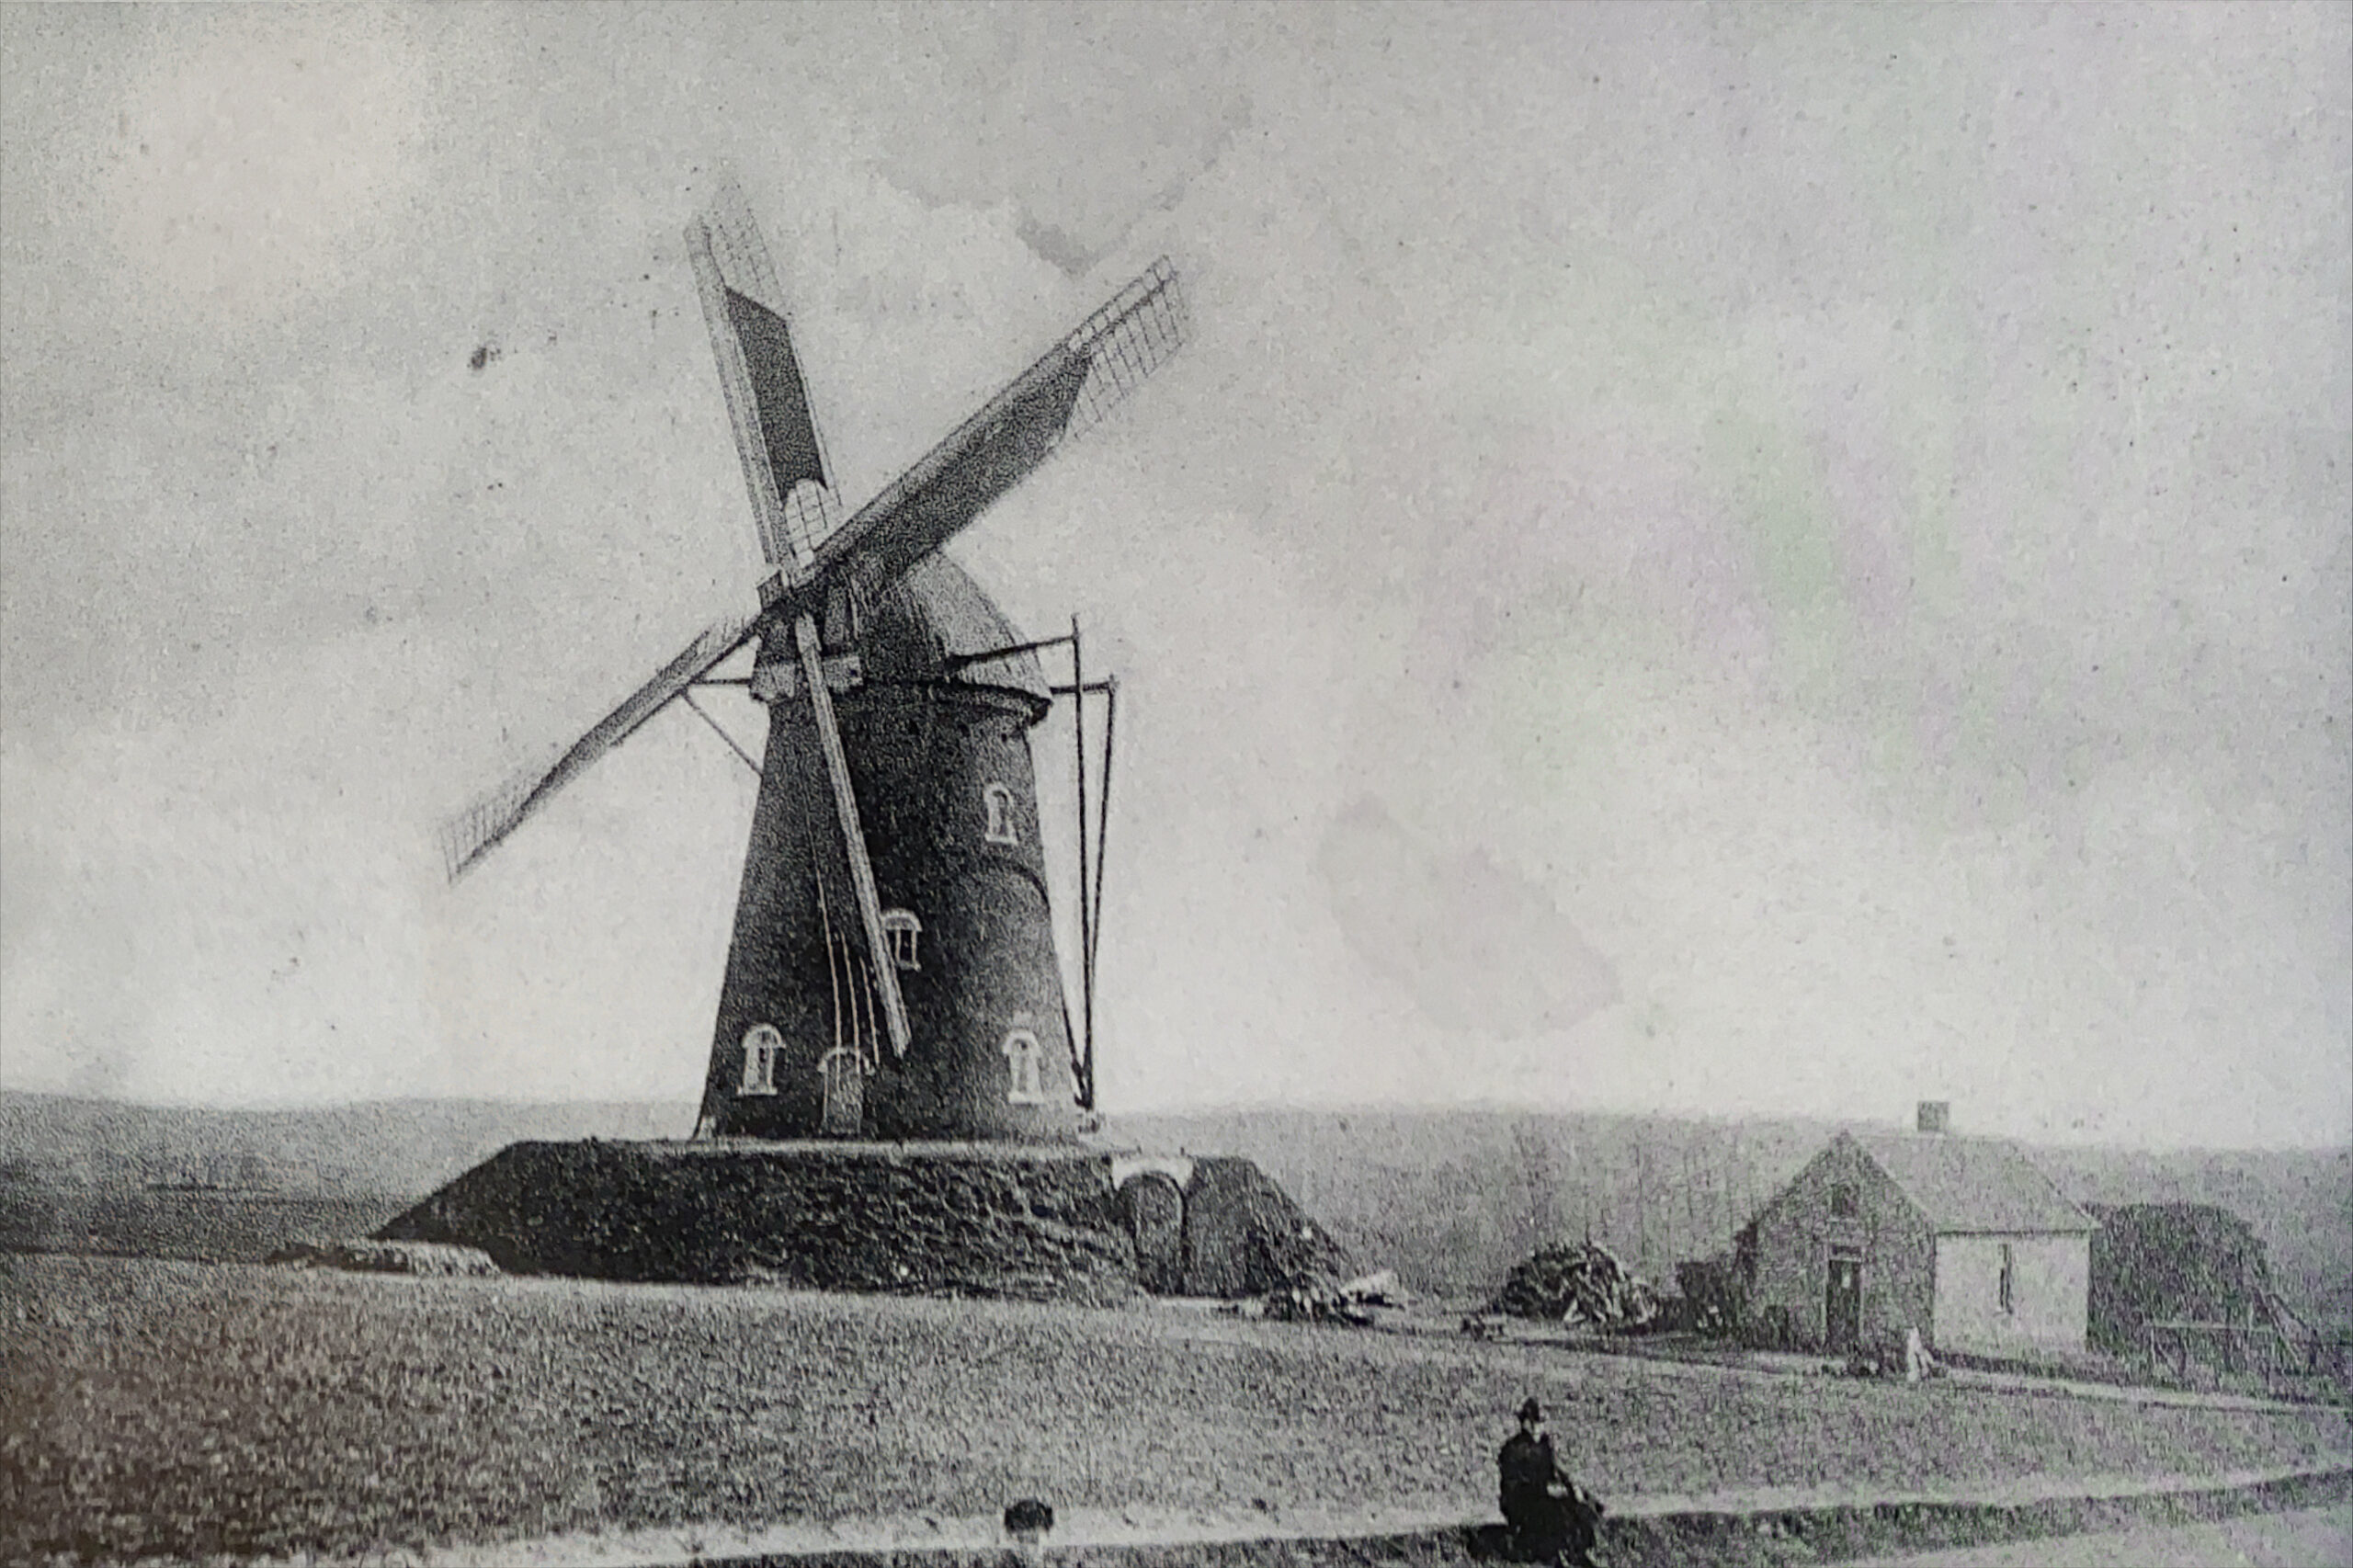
[1259, 1268, 1405, 1327]
[1491, 1240, 1660, 1330]
[269, 1239, 500, 1277]
[1260, 1280, 1374, 1326]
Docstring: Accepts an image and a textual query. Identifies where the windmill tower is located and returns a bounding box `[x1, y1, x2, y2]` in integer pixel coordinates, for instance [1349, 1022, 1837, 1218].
[439, 187, 1188, 1146]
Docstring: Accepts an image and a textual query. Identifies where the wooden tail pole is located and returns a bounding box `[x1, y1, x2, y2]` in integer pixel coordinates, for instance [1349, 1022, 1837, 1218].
[794, 611, 911, 1059]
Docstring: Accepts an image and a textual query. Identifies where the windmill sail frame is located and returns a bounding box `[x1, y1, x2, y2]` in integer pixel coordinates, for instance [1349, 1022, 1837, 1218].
[438, 611, 757, 881]
[439, 248, 1188, 887]
[685, 185, 840, 576]
[807, 257, 1189, 610]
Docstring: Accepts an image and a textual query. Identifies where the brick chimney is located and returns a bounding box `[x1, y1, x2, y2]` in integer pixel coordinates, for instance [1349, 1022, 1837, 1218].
[1916, 1101, 1950, 1134]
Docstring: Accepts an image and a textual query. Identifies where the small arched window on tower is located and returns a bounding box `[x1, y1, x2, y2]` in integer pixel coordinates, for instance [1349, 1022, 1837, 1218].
[1001, 1028, 1047, 1105]
[880, 909, 922, 971]
[739, 1023, 783, 1096]
[983, 781, 1019, 846]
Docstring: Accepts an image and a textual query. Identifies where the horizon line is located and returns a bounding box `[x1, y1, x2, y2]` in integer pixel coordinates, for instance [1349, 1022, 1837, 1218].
[5, 1085, 2347, 1158]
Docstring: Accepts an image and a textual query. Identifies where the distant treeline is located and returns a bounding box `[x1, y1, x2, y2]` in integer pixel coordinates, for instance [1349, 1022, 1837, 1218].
[6, 1091, 2346, 1328]
[1108, 1107, 2353, 1331]
[0, 1093, 696, 1198]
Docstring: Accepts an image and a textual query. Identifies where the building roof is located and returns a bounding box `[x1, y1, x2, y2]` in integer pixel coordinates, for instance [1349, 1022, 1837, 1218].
[856, 551, 1051, 702]
[1846, 1130, 2096, 1234]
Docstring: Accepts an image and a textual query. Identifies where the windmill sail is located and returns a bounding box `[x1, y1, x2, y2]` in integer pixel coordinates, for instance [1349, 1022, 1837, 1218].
[688, 184, 839, 575]
[441, 201, 1188, 934]
[438, 611, 757, 881]
[722, 289, 828, 498]
[809, 257, 1189, 607]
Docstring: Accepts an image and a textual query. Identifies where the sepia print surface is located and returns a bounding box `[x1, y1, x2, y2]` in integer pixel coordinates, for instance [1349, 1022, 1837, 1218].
[3, 6, 2349, 1566]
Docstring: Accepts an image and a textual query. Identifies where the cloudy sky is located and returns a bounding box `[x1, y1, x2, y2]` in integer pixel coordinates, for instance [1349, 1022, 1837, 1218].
[3, 5, 2346, 1148]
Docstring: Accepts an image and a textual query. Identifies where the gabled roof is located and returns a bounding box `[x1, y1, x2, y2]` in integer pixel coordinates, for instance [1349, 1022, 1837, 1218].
[1847, 1130, 2095, 1234]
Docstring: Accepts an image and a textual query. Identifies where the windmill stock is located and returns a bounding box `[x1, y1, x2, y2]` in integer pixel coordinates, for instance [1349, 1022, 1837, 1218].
[438, 187, 1189, 1142]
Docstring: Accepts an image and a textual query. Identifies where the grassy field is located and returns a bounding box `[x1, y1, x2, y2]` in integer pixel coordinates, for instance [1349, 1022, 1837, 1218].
[5, 1256, 2349, 1565]
[0, 1188, 404, 1266]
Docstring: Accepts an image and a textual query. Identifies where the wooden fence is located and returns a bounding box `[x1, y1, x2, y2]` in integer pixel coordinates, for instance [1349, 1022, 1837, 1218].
[2143, 1318, 2353, 1389]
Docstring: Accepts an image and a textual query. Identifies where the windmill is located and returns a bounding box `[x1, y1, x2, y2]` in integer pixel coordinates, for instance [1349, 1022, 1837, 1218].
[439, 186, 1188, 1143]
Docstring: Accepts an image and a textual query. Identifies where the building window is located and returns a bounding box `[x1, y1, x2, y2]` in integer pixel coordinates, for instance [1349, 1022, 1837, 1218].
[739, 1023, 783, 1096]
[983, 782, 1019, 846]
[881, 908, 921, 971]
[1830, 1183, 1859, 1219]
[1998, 1242, 2015, 1315]
[1002, 1028, 1046, 1105]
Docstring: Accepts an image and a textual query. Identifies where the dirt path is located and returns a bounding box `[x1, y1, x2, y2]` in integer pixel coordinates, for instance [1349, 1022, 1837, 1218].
[1837, 1504, 2351, 1567]
[311, 1461, 2353, 1568]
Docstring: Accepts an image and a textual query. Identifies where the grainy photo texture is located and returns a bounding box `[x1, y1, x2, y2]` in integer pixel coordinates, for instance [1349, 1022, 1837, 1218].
[3, 6, 2349, 1567]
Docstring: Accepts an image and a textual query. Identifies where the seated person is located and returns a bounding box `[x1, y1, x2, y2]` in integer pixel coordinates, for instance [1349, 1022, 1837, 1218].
[1498, 1398, 1603, 1568]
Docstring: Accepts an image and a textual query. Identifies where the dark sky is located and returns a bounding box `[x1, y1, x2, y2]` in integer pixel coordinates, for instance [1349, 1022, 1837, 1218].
[3, 5, 2346, 1146]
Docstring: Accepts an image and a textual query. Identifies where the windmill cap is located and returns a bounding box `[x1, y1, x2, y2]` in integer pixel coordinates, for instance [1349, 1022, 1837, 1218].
[855, 554, 1051, 706]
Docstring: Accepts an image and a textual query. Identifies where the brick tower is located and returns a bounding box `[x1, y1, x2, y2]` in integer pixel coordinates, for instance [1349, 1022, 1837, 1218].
[695, 554, 1081, 1141]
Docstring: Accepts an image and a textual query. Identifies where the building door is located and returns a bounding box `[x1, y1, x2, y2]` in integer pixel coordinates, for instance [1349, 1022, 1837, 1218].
[1121, 1174, 1186, 1295]
[1825, 1249, 1863, 1351]
[819, 1047, 863, 1138]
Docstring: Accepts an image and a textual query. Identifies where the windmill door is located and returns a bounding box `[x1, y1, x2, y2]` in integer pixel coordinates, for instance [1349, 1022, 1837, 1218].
[819, 1047, 863, 1138]
[1121, 1174, 1186, 1295]
[1825, 1249, 1863, 1351]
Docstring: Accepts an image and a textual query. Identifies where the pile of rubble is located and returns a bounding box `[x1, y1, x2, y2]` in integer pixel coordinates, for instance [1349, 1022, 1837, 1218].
[268, 1238, 501, 1277]
[1491, 1240, 1660, 1330]
[1256, 1269, 1407, 1328]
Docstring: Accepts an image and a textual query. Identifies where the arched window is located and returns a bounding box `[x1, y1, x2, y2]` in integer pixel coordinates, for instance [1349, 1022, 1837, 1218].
[1001, 1028, 1046, 1105]
[739, 1023, 783, 1096]
[983, 782, 1019, 846]
[880, 908, 922, 971]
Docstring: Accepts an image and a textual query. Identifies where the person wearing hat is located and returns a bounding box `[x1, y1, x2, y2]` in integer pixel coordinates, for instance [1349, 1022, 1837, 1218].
[1498, 1397, 1603, 1567]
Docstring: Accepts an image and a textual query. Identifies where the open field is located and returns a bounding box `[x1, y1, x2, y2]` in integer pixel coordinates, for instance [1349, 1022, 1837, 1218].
[5, 1256, 2348, 1565]
[0, 1187, 404, 1266]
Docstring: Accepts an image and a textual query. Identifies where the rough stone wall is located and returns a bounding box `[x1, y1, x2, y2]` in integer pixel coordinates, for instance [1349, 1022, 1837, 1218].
[377, 1142, 1136, 1303]
[1745, 1135, 1936, 1352]
[1178, 1156, 1357, 1297]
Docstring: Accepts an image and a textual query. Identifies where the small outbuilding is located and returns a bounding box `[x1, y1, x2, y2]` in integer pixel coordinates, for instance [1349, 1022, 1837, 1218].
[1739, 1108, 2095, 1358]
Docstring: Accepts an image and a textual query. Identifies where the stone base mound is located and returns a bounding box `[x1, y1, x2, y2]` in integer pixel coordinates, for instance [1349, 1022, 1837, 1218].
[376, 1139, 1140, 1305]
